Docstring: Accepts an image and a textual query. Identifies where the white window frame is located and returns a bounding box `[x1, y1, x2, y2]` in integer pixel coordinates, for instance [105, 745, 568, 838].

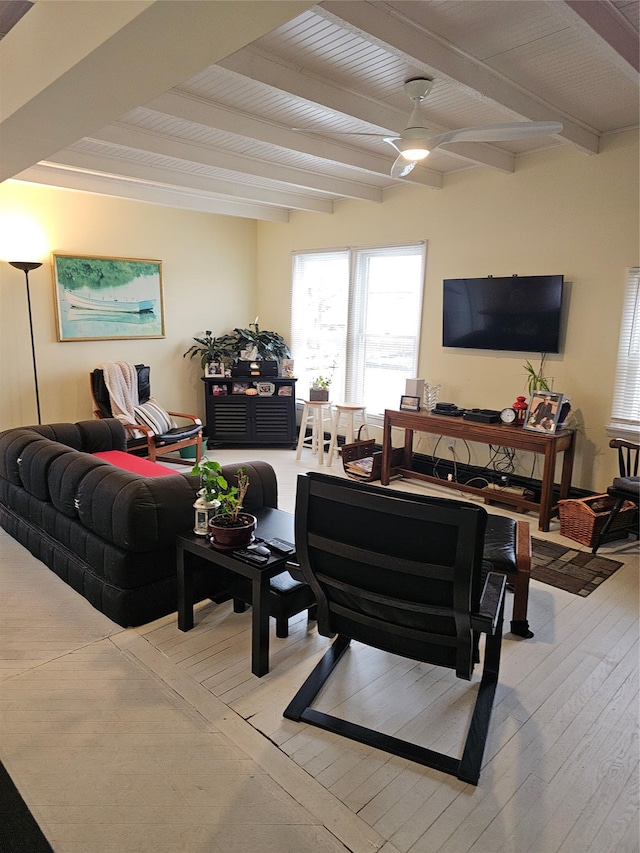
[291, 243, 426, 419]
[608, 267, 640, 440]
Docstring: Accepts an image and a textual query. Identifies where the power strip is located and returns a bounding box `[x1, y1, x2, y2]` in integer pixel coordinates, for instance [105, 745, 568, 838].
[485, 483, 531, 497]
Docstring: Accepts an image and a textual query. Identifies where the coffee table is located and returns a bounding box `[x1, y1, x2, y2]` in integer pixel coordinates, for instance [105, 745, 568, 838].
[176, 507, 296, 677]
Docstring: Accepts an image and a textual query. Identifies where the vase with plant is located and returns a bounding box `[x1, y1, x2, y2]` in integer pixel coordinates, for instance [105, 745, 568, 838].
[191, 461, 255, 549]
[230, 321, 291, 363]
[523, 358, 552, 394]
[309, 374, 331, 401]
[183, 331, 237, 372]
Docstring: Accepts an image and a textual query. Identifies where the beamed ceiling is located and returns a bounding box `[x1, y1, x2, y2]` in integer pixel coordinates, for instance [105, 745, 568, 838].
[1, 0, 638, 221]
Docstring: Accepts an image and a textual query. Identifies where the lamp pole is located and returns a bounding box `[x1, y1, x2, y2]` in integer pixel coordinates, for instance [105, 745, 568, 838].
[9, 261, 43, 425]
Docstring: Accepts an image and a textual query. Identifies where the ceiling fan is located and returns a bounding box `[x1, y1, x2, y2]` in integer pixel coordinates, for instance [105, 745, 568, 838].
[297, 77, 563, 178]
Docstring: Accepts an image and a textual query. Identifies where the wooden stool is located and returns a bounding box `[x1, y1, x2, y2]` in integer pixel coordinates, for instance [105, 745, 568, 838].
[296, 400, 333, 465]
[327, 403, 368, 466]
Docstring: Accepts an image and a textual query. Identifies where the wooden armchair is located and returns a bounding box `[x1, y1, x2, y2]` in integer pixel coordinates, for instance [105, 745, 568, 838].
[90, 364, 202, 465]
[284, 472, 507, 785]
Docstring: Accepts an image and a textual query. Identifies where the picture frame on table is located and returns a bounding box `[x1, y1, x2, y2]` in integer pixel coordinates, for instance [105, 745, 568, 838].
[205, 362, 225, 378]
[400, 395, 421, 412]
[232, 382, 250, 395]
[523, 391, 564, 434]
[52, 253, 164, 341]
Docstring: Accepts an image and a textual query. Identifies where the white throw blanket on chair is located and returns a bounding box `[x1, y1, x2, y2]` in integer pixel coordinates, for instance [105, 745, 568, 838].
[98, 361, 144, 438]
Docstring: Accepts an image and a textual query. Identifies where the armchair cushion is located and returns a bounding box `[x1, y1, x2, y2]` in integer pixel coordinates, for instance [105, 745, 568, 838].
[134, 399, 176, 434]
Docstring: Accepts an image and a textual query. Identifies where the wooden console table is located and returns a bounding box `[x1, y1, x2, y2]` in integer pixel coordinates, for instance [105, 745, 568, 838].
[381, 409, 576, 531]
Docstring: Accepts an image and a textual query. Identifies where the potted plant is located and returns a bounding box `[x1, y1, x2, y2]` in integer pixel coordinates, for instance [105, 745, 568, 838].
[309, 374, 332, 402]
[183, 331, 237, 372]
[230, 321, 291, 362]
[190, 457, 228, 535]
[523, 358, 551, 394]
[196, 462, 256, 549]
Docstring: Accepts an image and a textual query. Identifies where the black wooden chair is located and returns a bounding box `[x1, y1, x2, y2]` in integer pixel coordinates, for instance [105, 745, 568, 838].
[591, 438, 640, 554]
[284, 472, 506, 785]
[91, 364, 203, 465]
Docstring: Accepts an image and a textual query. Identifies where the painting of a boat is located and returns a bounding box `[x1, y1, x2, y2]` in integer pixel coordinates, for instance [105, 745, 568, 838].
[64, 289, 156, 313]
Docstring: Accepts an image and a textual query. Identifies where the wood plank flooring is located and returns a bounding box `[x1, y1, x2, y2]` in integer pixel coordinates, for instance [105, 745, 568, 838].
[1, 445, 638, 852]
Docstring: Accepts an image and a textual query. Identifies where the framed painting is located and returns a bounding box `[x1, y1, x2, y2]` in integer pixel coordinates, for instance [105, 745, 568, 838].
[523, 391, 564, 434]
[400, 394, 421, 412]
[52, 253, 165, 341]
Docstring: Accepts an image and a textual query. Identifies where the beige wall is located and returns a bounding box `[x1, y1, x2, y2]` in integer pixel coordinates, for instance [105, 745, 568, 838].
[1, 132, 637, 492]
[257, 131, 639, 492]
[0, 182, 257, 429]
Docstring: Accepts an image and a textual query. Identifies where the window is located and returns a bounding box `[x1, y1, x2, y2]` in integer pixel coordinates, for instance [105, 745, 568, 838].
[291, 244, 426, 416]
[609, 267, 640, 438]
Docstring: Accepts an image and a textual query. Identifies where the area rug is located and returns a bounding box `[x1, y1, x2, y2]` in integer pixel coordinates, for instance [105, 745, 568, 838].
[531, 538, 625, 596]
[0, 760, 53, 852]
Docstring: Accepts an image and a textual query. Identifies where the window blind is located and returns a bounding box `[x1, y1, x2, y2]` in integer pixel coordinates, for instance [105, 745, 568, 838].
[609, 267, 640, 437]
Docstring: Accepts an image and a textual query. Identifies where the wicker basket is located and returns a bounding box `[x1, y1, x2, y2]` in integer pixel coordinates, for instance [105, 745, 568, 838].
[558, 494, 637, 547]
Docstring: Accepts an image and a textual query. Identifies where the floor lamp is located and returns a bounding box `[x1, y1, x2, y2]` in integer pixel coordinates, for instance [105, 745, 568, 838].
[9, 261, 43, 425]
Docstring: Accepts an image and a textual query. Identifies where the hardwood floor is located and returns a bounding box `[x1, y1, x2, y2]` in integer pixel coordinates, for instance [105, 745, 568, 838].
[1, 446, 638, 852]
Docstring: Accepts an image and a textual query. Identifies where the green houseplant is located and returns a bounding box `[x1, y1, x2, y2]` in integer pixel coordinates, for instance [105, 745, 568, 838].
[183, 331, 237, 371]
[191, 460, 255, 548]
[230, 322, 291, 361]
[523, 358, 551, 394]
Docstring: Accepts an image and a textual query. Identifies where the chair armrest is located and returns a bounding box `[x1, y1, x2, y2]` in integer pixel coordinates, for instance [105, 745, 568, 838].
[167, 411, 202, 426]
[471, 571, 506, 635]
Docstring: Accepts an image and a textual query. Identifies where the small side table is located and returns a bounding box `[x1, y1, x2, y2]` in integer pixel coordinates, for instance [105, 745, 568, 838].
[176, 508, 301, 677]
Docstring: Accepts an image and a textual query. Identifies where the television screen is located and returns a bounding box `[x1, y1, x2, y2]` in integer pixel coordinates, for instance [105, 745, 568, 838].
[442, 275, 564, 353]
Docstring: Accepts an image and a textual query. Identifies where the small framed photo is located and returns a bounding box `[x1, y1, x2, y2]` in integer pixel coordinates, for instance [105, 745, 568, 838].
[523, 391, 564, 434]
[256, 382, 275, 396]
[400, 395, 421, 412]
[210, 384, 227, 396]
[232, 382, 250, 395]
[278, 385, 293, 396]
[281, 358, 295, 378]
[205, 362, 225, 378]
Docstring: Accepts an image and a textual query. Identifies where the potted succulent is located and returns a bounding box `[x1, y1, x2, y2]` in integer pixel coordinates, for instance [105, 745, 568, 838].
[183, 331, 237, 372]
[198, 462, 256, 549]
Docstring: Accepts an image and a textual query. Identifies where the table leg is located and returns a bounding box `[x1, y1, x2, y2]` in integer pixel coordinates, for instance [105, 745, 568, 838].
[177, 546, 194, 631]
[251, 575, 271, 677]
[403, 428, 414, 469]
[538, 446, 556, 532]
[559, 436, 576, 501]
[381, 412, 391, 485]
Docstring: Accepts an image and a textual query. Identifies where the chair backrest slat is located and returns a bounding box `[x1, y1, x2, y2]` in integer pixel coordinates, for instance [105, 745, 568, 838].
[295, 472, 487, 679]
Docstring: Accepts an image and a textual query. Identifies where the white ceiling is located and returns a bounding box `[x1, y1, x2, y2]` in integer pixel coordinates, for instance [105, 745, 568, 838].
[2, 0, 638, 222]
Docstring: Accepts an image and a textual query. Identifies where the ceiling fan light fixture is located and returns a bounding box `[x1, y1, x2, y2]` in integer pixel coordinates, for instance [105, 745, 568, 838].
[401, 146, 430, 161]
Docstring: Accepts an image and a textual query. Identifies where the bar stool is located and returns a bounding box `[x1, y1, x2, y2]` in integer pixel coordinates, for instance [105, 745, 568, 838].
[296, 400, 333, 465]
[327, 403, 369, 466]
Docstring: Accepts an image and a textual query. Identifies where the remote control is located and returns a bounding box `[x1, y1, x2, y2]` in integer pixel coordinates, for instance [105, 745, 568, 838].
[234, 548, 270, 565]
[265, 538, 296, 556]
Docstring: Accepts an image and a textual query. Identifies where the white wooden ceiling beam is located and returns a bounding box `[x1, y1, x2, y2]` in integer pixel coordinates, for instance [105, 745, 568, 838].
[321, 1, 600, 154]
[561, 0, 639, 74]
[86, 125, 384, 202]
[45, 150, 336, 214]
[12, 168, 290, 222]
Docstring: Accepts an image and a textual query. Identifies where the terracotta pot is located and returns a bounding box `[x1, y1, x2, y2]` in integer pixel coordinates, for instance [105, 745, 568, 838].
[208, 512, 257, 549]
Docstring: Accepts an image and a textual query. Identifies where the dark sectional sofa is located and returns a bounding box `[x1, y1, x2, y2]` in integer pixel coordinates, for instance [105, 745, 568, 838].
[0, 418, 277, 627]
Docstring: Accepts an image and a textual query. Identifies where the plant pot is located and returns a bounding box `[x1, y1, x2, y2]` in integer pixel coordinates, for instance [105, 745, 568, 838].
[309, 387, 329, 401]
[208, 512, 257, 549]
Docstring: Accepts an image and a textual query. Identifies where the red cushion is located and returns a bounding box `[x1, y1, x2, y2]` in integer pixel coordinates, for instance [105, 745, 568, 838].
[92, 450, 176, 478]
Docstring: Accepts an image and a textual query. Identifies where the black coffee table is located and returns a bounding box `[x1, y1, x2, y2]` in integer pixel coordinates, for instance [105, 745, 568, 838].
[176, 507, 296, 677]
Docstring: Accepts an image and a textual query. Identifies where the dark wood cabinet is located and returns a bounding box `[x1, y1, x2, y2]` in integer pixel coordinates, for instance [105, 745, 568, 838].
[203, 378, 297, 446]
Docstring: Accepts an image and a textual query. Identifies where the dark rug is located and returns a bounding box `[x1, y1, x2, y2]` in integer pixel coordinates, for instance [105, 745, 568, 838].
[531, 538, 625, 597]
[0, 760, 53, 852]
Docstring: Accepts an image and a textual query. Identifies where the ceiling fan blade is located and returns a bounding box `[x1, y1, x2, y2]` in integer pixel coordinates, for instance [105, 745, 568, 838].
[390, 155, 417, 179]
[427, 121, 563, 150]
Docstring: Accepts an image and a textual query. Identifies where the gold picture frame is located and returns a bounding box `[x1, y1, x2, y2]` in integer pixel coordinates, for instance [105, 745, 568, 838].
[52, 253, 165, 341]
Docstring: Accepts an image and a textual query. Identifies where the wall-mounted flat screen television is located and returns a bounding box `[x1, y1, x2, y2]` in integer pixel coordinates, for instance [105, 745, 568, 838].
[442, 274, 564, 353]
